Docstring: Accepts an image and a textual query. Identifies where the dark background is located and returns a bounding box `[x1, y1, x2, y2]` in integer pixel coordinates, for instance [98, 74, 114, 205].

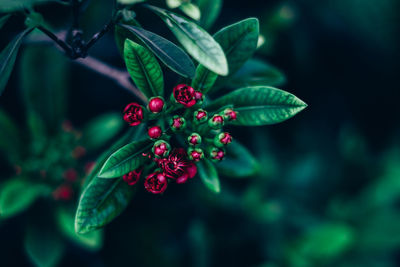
[1, 0, 400, 266]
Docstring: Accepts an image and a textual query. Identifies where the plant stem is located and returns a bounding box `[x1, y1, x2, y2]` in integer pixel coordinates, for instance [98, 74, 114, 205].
[85, 20, 115, 50]
[37, 26, 74, 56]
[75, 56, 147, 103]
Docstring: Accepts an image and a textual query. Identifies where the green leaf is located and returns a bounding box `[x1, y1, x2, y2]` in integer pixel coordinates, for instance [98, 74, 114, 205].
[207, 86, 307, 126]
[24, 224, 65, 267]
[217, 141, 260, 178]
[0, 14, 11, 29]
[146, 5, 228, 76]
[0, 108, 21, 162]
[0, 0, 60, 12]
[179, 3, 201, 21]
[115, 23, 141, 56]
[198, 159, 220, 193]
[82, 126, 145, 189]
[120, 24, 195, 78]
[192, 18, 259, 93]
[99, 139, 152, 178]
[0, 179, 50, 218]
[195, 0, 222, 29]
[75, 177, 135, 234]
[81, 113, 124, 151]
[56, 207, 103, 251]
[166, 0, 181, 9]
[226, 58, 286, 88]
[117, 0, 145, 4]
[0, 28, 32, 96]
[124, 39, 164, 98]
[20, 45, 69, 132]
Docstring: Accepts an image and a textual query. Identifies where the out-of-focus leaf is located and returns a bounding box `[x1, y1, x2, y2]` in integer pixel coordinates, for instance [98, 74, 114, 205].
[226, 58, 286, 88]
[294, 223, 354, 262]
[166, 0, 181, 9]
[98, 139, 152, 178]
[0, 14, 11, 29]
[81, 113, 124, 151]
[207, 86, 307, 126]
[27, 111, 47, 155]
[179, 3, 201, 21]
[0, 28, 32, 96]
[124, 39, 164, 98]
[120, 24, 195, 78]
[217, 141, 260, 178]
[0, 108, 21, 162]
[24, 224, 64, 267]
[56, 207, 103, 251]
[195, 0, 222, 29]
[0, 179, 50, 218]
[147, 5, 228, 76]
[192, 18, 259, 93]
[198, 159, 220, 193]
[20, 46, 69, 133]
[0, 0, 60, 12]
[75, 177, 135, 234]
[117, 0, 145, 4]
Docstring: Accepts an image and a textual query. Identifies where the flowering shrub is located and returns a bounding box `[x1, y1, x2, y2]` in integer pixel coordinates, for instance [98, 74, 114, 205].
[72, 4, 306, 234]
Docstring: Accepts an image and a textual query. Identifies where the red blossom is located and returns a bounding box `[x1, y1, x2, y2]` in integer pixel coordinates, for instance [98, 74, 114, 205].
[173, 84, 196, 108]
[144, 172, 168, 194]
[148, 126, 162, 139]
[148, 97, 165, 113]
[123, 103, 144, 126]
[123, 169, 142, 186]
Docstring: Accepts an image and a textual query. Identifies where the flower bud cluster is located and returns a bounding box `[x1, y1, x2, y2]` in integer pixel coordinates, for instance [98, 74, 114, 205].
[121, 84, 239, 193]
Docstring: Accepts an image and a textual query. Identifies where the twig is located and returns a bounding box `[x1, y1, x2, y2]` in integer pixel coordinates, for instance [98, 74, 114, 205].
[26, 31, 147, 103]
[37, 26, 73, 56]
[85, 20, 115, 51]
[75, 56, 147, 103]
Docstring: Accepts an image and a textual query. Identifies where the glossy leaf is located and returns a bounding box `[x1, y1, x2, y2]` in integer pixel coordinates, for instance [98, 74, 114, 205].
[20, 46, 69, 132]
[56, 207, 103, 251]
[98, 139, 152, 178]
[75, 177, 135, 234]
[24, 224, 65, 267]
[120, 24, 195, 78]
[217, 141, 260, 178]
[0, 179, 50, 218]
[124, 39, 164, 98]
[226, 58, 286, 88]
[81, 113, 124, 151]
[117, 0, 145, 4]
[207, 86, 307, 126]
[82, 126, 145, 189]
[115, 23, 141, 56]
[198, 159, 220, 193]
[179, 3, 201, 21]
[195, 0, 222, 29]
[192, 18, 259, 93]
[0, 0, 59, 12]
[0, 28, 32, 96]
[147, 5, 228, 76]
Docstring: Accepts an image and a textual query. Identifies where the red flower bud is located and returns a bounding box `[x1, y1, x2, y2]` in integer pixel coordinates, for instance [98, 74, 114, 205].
[188, 148, 204, 162]
[123, 103, 144, 126]
[210, 147, 225, 161]
[152, 140, 170, 158]
[170, 115, 186, 131]
[193, 109, 208, 124]
[144, 171, 168, 194]
[53, 184, 73, 201]
[173, 84, 196, 108]
[148, 126, 162, 139]
[208, 115, 224, 129]
[214, 132, 233, 147]
[194, 91, 203, 101]
[63, 168, 78, 182]
[72, 146, 86, 159]
[188, 133, 201, 146]
[223, 108, 237, 121]
[148, 97, 165, 113]
[123, 168, 142, 186]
